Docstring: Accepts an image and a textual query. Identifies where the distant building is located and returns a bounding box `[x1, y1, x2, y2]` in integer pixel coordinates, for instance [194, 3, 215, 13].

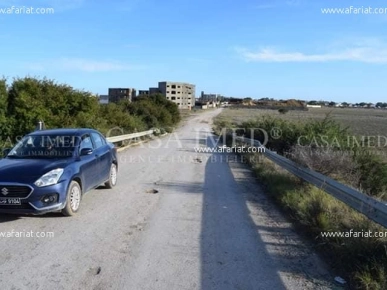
[99, 95, 109, 104]
[149, 87, 161, 95]
[158, 81, 195, 109]
[108, 88, 136, 103]
[306, 104, 322, 108]
[138, 90, 150, 96]
[200, 91, 219, 103]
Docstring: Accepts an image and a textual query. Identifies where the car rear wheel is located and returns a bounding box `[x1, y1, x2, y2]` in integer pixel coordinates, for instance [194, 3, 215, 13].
[105, 163, 117, 189]
[62, 181, 82, 216]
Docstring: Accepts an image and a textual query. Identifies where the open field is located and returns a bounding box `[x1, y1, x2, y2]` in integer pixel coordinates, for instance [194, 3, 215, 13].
[215, 107, 387, 137]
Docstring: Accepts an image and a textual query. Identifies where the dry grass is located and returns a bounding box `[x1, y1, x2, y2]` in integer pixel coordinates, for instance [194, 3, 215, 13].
[287, 145, 362, 187]
[215, 107, 387, 161]
[243, 150, 387, 290]
[216, 107, 387, 137]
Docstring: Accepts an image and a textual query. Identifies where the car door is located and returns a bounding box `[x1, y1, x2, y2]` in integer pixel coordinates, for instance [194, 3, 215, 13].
[78, 134, 99, 191]
[90, 132, 111, 184]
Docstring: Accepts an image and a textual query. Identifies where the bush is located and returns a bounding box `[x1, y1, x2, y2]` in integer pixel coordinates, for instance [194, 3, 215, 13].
[278, 108, 289, 114]
[127, 94, 180, 130]
[353, 152, 387, 197]
[5, 77, 105, 139]
[0, 78, 182, 145]
[238, 114, 387, 196]
[287, 145, 361, 187]
[240, 115, 304, 154]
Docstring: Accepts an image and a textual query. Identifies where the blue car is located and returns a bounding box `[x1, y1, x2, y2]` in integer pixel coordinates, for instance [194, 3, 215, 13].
[0, 128, 118, 216]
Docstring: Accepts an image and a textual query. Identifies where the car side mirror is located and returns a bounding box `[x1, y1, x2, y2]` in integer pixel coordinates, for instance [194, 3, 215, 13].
[2, 148, 11, 157]
[80, 148, 93, 156]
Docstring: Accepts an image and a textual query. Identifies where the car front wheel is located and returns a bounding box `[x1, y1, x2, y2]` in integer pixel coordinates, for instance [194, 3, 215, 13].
[105, 163, 117, 189]
[62, 181, 82, 216]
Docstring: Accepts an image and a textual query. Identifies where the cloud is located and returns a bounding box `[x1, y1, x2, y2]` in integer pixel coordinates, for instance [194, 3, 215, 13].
[235, 42, 387, 63]
[24, 58, 147, 72]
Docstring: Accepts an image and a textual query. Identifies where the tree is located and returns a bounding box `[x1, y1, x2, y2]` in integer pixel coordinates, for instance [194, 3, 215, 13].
[6, 77, 105, 138]
[1, 77, 183, 141]
[126, 93, 180, 130]
[376, 102, 387, 108]
[0, 78, 8, 136]
[99, 102, 146, 133]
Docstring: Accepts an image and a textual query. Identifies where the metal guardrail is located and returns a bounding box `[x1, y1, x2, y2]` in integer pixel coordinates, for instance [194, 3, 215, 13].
[106, 130, 155, 143]
[234, 135, 387, 229]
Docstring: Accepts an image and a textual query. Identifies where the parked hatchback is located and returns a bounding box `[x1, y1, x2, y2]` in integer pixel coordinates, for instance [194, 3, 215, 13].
[0, 128, 118, 216]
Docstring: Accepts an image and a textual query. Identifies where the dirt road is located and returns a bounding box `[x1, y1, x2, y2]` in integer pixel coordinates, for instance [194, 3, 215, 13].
[0, 109, 333, 290]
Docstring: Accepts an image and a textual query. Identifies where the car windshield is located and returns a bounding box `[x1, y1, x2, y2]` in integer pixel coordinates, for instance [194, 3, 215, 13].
[7, 134, 77, 159]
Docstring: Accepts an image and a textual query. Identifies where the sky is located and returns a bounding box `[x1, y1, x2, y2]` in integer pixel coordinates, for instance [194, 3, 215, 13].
[1, 0, 387, 103]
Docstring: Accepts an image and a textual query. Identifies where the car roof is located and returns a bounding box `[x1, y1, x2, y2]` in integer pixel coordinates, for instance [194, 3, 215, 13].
[28, 128, 101, 136]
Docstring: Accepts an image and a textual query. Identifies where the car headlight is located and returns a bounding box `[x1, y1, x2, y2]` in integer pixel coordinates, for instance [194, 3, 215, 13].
[34, 168, 64, 187]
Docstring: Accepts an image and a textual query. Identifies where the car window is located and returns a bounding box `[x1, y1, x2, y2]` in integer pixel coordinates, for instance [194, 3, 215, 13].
[100, 135, 107, 145]
[91, 133, 104, 149]
[79, 135, 92, 153]
[8, 135, 76, 159]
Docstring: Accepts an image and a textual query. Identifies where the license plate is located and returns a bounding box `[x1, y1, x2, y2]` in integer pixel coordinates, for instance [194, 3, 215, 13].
[0, 198, 21, 205]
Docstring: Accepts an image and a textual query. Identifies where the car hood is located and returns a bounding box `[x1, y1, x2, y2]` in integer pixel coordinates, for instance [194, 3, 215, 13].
[0, 158, 72, 183]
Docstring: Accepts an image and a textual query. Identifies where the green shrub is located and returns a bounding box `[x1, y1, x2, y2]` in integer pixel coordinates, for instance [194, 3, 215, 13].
[278, 108, 289, 114]
[0, 78, 181, 143]
[354, 152, 387, 197]
[127, 94, 180, 130]
[240, 115, 303, 154]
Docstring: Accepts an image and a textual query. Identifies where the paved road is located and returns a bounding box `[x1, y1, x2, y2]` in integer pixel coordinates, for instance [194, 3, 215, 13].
[0, 109, 333, 290]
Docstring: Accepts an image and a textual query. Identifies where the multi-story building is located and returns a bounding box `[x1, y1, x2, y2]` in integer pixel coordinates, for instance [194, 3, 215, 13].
[149, 87, 161, 95]
[138, 90, 150, 96]
[158, 81, 195, 109]
[108, 88, 136, 103]
[200, 91, 219, 103]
